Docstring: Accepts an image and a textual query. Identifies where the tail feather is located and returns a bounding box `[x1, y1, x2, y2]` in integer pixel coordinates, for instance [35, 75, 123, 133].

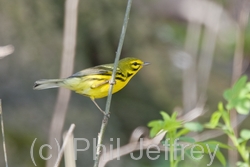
[33, 79, 64, 90]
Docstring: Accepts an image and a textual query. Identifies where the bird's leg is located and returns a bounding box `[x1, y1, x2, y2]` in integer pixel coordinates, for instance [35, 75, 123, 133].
[91, 98, 110, 116]
[91, 99, 105, 114]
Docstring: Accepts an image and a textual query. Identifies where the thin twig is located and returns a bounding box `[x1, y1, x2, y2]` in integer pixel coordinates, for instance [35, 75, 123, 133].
[46, 0, 79, 166]
[93, 1, 133, 167]
[0, 100, 8, 167]
[229, 1, 249, 165]
[179, 103, 206, 123]
[54, 124, 76, 167]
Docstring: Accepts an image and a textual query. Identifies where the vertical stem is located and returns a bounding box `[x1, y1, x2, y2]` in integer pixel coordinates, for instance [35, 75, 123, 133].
[0, 100, 8, 167]
[93, 0, 133, 167]
[46, 0, 79, 166]
[104, 0, 133, 114]
[229, 1, 249, 165]
[169, 134, 174, 167]
[54, 124, 76, 167]
[183, 23, 201, 113]
[197, 5, 223, 107]
[64, 128, 76, 167]
[169, 131, 177, 167]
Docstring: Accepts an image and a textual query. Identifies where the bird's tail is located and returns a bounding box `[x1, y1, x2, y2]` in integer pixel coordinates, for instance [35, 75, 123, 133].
[33, 79, 64, 90]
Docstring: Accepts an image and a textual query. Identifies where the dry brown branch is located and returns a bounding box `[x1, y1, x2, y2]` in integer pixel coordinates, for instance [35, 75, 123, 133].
[179, 102, 206, 123]
[197, 2, 223, 104]
[54, 124, 76, 167]
[63, 129, 76, 167]
[46, 0, 79, 166]
[182, 23, 201, 113]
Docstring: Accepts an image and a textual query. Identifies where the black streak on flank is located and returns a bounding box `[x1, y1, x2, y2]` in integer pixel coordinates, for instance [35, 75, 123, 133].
[127, 72, 134, 78]
[115, 77, 126, 82]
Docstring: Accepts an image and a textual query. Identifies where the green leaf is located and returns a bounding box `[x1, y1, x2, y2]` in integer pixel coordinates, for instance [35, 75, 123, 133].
[237, 161, 249, 167]
[176, 128, 190, 137]
[221, 110, 230, 127]
[179, 136, 195, 143]
[223, 76, 248, 110]
[206, 111, 222, 128]
[162, 119, 182, 132]
[171, 111, 178, 120]
[148, 120, 163, 128]
[149, 126, 163, 137]
[236, 98, 250, 115]
[148, 111, 182, 137]
[240, 129, 250, 140]
[203, 141, 231, 150]
[194, 141, 226, 166]
[232, 76, 247, 95]
[246, 93, 250, 99]
[238, 138, 245, 144]
[223, 89, 232, 102]
[148, 111, 182, 136]
[246, 83, 250, 91]
[215, 150, 226, 166]
[239, 87, 250, 98]
[160, 111, 182, 132]
[160, 111, 171, 121]
[148, 120, 164, 137]
[184, 122, 203, 132]
[218, 102, 225, 111]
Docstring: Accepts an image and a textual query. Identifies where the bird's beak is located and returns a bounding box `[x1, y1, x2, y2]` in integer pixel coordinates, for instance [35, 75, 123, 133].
[143, 62, 150, 66]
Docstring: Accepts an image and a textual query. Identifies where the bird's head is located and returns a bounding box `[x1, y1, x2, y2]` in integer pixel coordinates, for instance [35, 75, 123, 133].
[118, 57, 149, 74]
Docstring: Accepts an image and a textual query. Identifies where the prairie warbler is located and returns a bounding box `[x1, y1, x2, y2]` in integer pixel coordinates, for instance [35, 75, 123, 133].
[34, 57, 149, 114]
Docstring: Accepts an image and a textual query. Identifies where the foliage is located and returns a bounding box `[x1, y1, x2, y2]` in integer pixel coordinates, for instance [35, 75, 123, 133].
[148, 75, 250, 167]
[148, 112, 226, 167]
[223, 75, 250, 115]
[206, 75, 250, 167]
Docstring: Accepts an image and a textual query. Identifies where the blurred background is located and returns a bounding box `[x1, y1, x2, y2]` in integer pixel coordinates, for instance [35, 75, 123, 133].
[0, 0, 250, 166]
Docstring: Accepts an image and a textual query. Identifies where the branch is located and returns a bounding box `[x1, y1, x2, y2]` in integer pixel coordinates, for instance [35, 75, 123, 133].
[93, 0, 133, 167]
[229, 2, 249, 165]
[53, 124, 76, 167]
[0, 100, 8, 167]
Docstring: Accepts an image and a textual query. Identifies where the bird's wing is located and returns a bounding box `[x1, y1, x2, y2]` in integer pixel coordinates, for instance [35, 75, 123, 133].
[69, 64, 121, 78]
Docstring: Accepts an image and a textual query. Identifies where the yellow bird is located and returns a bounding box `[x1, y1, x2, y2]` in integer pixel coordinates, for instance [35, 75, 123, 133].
[34, 57, 149, 114]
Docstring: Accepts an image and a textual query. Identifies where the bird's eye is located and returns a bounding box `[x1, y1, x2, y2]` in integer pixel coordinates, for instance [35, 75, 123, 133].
[132, 62, 138, 66]
[130, 61, 141, 71]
